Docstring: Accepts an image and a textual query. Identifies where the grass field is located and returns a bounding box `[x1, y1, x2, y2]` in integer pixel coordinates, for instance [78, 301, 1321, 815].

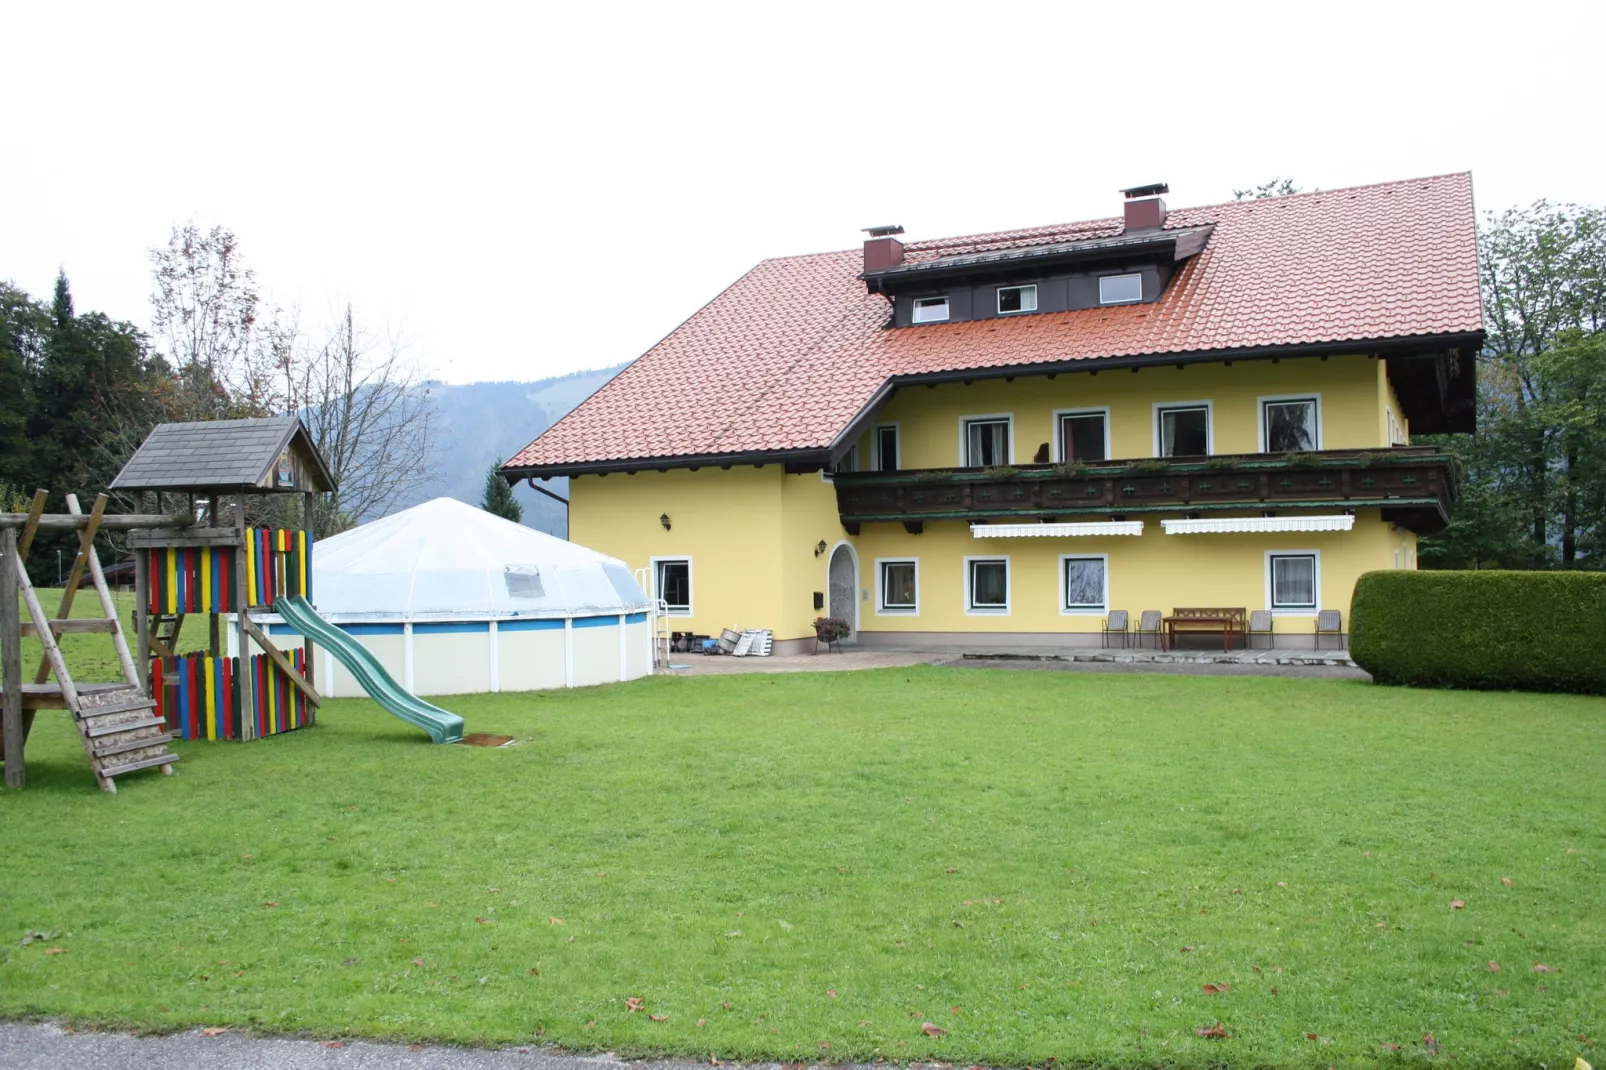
[1, 660, 1603, 1068]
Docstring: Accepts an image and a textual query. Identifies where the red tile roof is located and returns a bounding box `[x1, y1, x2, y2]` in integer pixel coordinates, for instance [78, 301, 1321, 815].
[507, 173, 1481, 473]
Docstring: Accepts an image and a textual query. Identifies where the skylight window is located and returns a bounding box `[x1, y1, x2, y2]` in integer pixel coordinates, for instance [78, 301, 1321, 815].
[997, 285, 1037, 314]
[1099, 273, 1143, 304]
[912, 296, 949, 323]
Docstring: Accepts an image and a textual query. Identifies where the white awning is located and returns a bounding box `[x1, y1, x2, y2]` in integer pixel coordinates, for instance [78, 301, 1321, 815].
[1161, 514, 1356, 535]
[971, 521, 1145, 538]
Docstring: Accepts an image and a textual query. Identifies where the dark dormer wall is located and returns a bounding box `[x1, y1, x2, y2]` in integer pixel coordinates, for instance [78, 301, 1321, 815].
[891, 259, 1175, 329]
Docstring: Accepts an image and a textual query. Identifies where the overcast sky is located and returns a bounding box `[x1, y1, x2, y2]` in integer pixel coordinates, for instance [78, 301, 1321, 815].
[4, 1, 1602, 385]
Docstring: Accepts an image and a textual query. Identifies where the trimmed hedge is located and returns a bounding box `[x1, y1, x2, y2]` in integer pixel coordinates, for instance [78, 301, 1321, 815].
[1350, 569, 1606, 694]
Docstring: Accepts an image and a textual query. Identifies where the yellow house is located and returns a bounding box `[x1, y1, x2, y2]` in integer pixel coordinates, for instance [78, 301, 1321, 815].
[505, 175, 1482, 655]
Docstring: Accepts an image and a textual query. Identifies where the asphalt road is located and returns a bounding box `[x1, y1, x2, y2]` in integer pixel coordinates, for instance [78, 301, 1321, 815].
[0, 1023, 731, 1070]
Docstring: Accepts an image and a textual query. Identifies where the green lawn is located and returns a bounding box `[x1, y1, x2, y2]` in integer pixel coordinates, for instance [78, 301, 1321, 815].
[1, 666, 1602, 1069]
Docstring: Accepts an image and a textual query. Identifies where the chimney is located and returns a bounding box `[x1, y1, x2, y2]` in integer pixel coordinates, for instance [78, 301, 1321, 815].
[1121, 183, 1169, 231]
[862, 224, 905, 272]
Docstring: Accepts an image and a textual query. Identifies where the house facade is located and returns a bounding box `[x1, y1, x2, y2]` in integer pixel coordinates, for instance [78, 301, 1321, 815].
[505, 175, 1482, 654]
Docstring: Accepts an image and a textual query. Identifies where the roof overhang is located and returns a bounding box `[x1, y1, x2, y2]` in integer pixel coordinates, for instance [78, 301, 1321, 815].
[1160, 514, 1356, 535]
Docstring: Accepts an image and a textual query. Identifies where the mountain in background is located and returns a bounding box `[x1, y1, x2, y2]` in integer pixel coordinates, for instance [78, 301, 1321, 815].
[392, 364, 624, 535]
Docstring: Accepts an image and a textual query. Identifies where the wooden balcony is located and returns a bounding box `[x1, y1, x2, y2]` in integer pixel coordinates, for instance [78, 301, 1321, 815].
[833, 447, 1457, 535]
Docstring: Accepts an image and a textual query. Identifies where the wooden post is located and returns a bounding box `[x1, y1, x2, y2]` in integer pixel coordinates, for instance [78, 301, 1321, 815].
[2, 528, 24, 788]
[134, 541, 150, 687]
[234, 499, 256, 741]
[302, 490, 316, 724]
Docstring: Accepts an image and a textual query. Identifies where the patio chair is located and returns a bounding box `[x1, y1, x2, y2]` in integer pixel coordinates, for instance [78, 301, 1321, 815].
[1134, 610, 1162, 649]
[1247, 610, 1274, 650]
[1314, 609, 1343, 650]
[1102, 609, 1129, 648]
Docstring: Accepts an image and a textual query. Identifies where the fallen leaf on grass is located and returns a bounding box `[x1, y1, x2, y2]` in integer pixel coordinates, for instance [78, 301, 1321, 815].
[944, 868, 956, 874]
[1196, 1023, 1229, 1039]
[826, 989, 838, 998]
[262, 901, 278, 908]
[199, 1027, 229, 1037]
[1271, 987, 1279, 996]
[696, 1019, 706, 1028]
[1230, 888, 1243, 894]
[547, 917, 564, 925]
[818, 1041, 831, 1050]
[1501, 877, 1513, 886]
[921, 1022, 947, 1037]
[1449, 899, 1465, 910]
[43, 948, 65, 956]
[1424, 1032, 1439, 1054]
[1180, 946, 1195, 953]
[1202, 983, 1231, 995]
[412, 958, 425, 967]
[475, 917, 495, 925]
[1276, 881, 1288, 888]
[528, 967, 540, 976]
[1307, 1033, 1318, 1040]
[949, 1006, 963, 1015]
[382, 877, 397, 884]
[1487, 961, 1500, 972]
[721, 1001, 733, 1011]
[649, 1014, 669, 1022]
[625, 997, 644, 1012]
[1381, 1042, 1402, 1052]
[1534, 962, 1558, 973]
[239, 854, 253, 861]
[1574, 1058, 1592, 1070]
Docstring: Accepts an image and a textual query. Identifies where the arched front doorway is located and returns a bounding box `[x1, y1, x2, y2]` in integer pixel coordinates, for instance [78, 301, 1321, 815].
[827, 543, 858, 641]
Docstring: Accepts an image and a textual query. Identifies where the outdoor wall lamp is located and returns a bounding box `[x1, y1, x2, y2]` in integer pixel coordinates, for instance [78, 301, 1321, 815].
[659, 513, 671, 531]
[814, 540, 828, 557]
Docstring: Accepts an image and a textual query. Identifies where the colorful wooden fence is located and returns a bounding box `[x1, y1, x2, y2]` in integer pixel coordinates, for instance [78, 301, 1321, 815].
[244, 527, 311, 608]
[153, 648, 310, 741]
[145, 528, 311, 614]
[147, 545, 240, 615]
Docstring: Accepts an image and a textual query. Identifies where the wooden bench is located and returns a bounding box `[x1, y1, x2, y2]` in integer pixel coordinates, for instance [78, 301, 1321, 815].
[1162, 607, 1247, 652]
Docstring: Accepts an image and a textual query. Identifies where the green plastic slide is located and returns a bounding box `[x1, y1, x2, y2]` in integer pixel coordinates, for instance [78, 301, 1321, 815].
[272, 595, 465, 744]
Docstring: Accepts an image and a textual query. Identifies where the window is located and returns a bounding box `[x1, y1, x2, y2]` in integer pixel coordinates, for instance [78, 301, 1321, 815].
[504, 566, 545, 600]
[912, 296, 950, 323]
[1057, 409, 1109, 462]
[997, 285, 1037, 314]
[966, 557, 1009, 613]
[1155, 403, 1211, 456]
[877, 559, 918, 613]
[875, 424, 899, 471]
[1262, 396, 1320, 452]
[653, 558, 692, 614]
[833, 445, 858, 474]
[1060, 555, 1107, 613]
[963, 416, 1011, 467]
[1267, 552, 1318, 611]
[1387, 409, 1409, 446]
[1098, 273, 1143, 305]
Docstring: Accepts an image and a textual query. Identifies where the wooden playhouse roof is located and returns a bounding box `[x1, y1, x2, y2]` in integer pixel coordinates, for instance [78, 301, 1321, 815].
[110, 416, 336, 494]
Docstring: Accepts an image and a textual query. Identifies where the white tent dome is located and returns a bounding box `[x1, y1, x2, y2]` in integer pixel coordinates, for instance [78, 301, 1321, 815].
[311, 497, 648, 621]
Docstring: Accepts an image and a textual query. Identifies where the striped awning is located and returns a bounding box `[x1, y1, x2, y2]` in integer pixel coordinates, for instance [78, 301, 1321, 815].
[1160, 514, 1356, 535]
[970, 521, 1145, 538]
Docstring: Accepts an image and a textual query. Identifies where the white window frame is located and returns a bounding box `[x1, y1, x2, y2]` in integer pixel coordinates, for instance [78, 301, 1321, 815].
[1151, 400, 1214, 457]
[650, 555, 693, 617]
[1264, 550, 1320, 615]
[963, 555, 1011, 616]
[912, 296, 950, 323]
[1257, 393, 1323, 453]
[959, 413, 1015, 467]
[996, 284, 1038, 315]
[1058, 553, 1109, 615]
[1052, 406, 1112, 463]
[1098, 273, 1144, 305]
[873, 423, 900, 472]
[875, 557, 920, 616]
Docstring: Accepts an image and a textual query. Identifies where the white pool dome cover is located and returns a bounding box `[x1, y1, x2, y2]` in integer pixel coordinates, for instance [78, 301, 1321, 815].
[311, 497, 648, 621]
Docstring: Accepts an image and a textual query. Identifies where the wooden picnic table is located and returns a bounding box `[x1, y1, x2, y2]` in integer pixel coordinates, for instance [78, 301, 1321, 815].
[1162, 607, 1247, 652]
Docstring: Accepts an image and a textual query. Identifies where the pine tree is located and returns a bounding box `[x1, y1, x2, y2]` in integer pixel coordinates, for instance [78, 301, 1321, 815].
[481, 459, 523, 523]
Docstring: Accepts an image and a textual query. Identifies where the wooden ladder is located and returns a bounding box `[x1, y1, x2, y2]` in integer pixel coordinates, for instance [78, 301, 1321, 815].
[12, 494, 177, 793]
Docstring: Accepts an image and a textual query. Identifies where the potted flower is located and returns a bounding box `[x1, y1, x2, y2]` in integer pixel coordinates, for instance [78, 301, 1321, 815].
[811, 616, 850, 650]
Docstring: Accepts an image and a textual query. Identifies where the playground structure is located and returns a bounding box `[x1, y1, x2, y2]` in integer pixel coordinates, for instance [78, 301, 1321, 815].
[2, 416, 464, 793]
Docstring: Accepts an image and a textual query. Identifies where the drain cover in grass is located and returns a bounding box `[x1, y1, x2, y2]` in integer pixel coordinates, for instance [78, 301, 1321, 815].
[459, 733, 516, 747]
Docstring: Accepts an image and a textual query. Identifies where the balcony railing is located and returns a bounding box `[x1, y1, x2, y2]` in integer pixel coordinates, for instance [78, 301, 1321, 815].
[833, 447, 1457, 534]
